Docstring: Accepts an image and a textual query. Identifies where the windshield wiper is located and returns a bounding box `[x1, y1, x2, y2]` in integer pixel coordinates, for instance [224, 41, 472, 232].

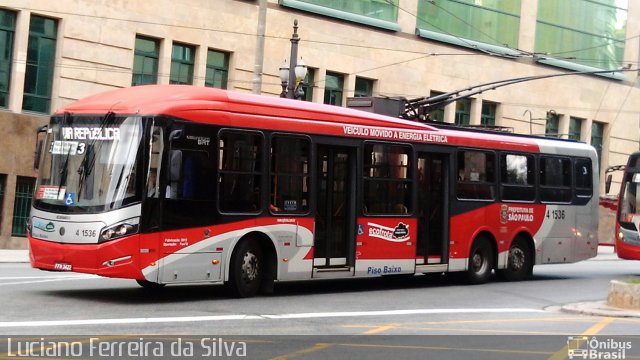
[56, 112, 73, 200]
[77, 111, 116, 198]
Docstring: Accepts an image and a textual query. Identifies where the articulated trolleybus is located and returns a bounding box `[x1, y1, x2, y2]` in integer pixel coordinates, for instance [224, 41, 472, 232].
[615, 151, 640, 259]
[29, 85, 599, 297]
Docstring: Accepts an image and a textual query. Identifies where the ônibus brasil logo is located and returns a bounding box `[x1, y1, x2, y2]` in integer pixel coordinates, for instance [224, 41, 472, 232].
[567, 336, 632, 359]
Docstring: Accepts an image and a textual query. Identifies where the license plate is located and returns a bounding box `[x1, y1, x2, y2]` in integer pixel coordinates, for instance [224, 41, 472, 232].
[53, 262, 73, 271]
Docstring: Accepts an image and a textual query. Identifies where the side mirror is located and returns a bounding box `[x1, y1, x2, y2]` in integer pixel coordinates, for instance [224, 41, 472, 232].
[605, 174, 612, 194]
[33, 125, 48, 170]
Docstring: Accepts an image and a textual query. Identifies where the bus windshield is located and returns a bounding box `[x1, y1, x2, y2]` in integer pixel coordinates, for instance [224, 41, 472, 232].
[33, 114, 144, 213]
[620, 170, 640, 228]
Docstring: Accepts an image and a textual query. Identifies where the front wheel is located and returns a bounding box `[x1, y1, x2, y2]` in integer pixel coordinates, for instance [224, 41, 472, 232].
[497, 237, 533, 281]
[227, 239, 263, 298]
[466, 237, 494, 284]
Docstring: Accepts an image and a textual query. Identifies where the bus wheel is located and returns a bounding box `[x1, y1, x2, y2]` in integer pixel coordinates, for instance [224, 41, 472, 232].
[227, 239, 263, 298]
[466, 237, 494, 284]
[136, 279, 165, 290]
[498, 237, 533, 281]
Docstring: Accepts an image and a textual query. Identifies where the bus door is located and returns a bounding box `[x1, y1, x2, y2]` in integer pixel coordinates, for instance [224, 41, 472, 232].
[416, 152, 449, 267]
[313, 144, 356, 276]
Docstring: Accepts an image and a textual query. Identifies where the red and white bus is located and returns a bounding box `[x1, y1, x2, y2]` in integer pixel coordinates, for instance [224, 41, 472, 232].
[28, 85, 599, 297]
[615, 151, 640, 259]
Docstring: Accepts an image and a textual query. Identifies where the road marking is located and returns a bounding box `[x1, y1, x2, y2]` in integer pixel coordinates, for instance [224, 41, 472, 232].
[362, 323, 400, 335]
[271, 343, 334, 360]
[548, 317, 615, 360]
[0, 275, 98, 287]
[0, 308, 543, 328]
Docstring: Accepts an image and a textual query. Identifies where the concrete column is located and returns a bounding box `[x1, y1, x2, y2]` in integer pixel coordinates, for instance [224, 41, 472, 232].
[8, 9, 30, 112]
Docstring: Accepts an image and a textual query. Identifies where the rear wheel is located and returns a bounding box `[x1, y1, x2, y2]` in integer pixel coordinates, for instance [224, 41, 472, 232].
[466, 237, 494, 284]
[227, 239, 263, 298]
[498, 237, 533, 281]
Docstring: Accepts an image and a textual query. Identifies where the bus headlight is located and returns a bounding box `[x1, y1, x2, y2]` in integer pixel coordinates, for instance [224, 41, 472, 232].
[100, 218, 139, 242]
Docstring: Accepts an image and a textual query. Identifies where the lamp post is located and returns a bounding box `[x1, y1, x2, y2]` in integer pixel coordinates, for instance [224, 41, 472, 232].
[279, 20, 308, 99]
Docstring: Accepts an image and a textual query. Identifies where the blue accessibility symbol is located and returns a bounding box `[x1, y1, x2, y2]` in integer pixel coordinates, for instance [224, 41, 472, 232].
[357, 224, 364, 236]
[65, 193, 75, 206]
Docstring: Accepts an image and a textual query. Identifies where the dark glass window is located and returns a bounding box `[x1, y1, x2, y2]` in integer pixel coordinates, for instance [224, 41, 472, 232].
[132, 36, 159, 86]
[545, 111, 559, 137]
[218, 131, 263, 213]
[457, 150, 495, 200]
[12, 177, 36, 237]
[455, 99, 471, 126]
[205, 49, 229, 89]
[574, 158, 593, 199]
[324, 72, 344, 106]
[363, 143, 412, 215]
[170, 43, 195, 85]
[23, 16, 57, 113]
[0, 10, 16, 108]
[540, 156, 571, 203]
[500, 153, 535, 201]
[481, 102, 497, 127]
[354, 77, 373, 97]
[569, 117, 583, 141]
[270, 136, 310, 214]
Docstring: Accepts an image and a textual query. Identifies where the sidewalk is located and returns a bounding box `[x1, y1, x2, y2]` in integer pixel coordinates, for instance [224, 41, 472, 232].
[0, 249, 29, 263]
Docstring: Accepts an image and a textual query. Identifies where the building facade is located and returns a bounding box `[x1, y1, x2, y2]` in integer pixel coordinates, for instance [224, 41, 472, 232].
[0, 0, 638, 248]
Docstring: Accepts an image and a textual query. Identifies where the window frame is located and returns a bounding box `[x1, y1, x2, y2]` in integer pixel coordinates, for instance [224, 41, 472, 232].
[456, 149, 496, 201]
[269, 133, 311, 215]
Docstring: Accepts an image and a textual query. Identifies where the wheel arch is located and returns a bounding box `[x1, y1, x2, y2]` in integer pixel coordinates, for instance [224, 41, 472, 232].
[469, 230, 498, 270]
[225, 231, 278, 283]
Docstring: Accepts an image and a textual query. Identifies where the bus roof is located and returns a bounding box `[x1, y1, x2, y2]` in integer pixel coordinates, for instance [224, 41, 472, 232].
[55, 84, 439, 132]
[54, 85, 595, 155]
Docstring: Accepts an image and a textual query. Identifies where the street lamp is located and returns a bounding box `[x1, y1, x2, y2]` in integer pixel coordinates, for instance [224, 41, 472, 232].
[279, 20, 308, 99]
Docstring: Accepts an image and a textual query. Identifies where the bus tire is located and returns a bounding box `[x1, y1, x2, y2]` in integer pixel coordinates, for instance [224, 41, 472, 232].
[136, 279, 165, 290]
[497, 237, 533, 282]
[466, 236, 494, 284]
[227, 239, 263, 298]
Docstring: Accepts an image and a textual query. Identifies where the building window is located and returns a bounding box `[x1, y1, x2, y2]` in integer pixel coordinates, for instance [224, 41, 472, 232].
[0, 10, 16, 108]
[591, 121, 604, 169]
[545, 111, 560, 137]
[455, 99, 471, 126]
[205, 49, 229, 89]
[280, 0, 400, 31]
[23, 16, 57, 113]
[481, 102, 496, 127]
[170, 43, 195, 85]
[569, 117, 583, 141]
[12, 177, 35, 237]
[302, 68, 315, 102]
[354, 77, 373, 97]
[0, 175, 5, 226]
[427, 91, 445, 122]
[324, 72, 344, 106]
[417, 0, 521, 51]
[132, 36, 159, 86]
[536, 0, 627, 71]
[270, 136, 310, 214]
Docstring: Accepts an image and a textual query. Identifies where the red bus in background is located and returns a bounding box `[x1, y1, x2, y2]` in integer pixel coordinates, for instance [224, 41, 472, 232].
[28, 85, 599, 297]
[615, 151, 640, 259]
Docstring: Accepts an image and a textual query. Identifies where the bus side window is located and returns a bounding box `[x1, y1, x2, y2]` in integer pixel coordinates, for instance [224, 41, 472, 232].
[456, 150, 495, 200]
[270, 135, 310, 214]
[218, 131, 263, 213]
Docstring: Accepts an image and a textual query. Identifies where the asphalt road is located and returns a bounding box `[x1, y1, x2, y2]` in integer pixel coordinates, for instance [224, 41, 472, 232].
[0, 248, 639, 359]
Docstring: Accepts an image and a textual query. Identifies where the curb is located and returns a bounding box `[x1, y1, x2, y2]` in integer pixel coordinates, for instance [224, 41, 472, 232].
[561, 301, 640, 318]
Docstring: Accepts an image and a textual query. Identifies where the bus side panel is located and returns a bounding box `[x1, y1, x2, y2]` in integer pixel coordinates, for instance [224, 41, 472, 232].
[354, 217, 417, 276]
[449, 203, 546, 266]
